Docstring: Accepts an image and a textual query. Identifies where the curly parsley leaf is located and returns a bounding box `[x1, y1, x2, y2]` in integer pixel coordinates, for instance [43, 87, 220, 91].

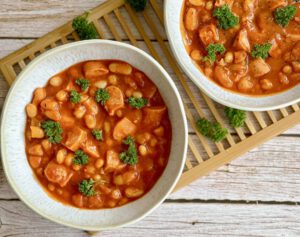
[126, 0, 148, 12]
[78, 179, 96, 196]
[75, 78, 90, 91]
[119, 136, 138, 165]
[203, 43, 226, 63]
[274, 5, 297, 27]
[213, 4, 239, 30]
[70, 90, 81, 103]
[41, 120, 63, 144]
[196, 118, 228, 142]
[224, 107, 247, 128]
[95, 88, 110, 105]
[73, 150, 89, 165]
[72, 13, 98, 40]
[251, 43, 272, 59]
[128, 97, 148, 109]
[92, 129, 103, 141]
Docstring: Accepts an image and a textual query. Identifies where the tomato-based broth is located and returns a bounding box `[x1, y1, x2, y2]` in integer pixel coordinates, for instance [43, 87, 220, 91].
[182, 0, 300, 95]
[25, 60, 171, 209]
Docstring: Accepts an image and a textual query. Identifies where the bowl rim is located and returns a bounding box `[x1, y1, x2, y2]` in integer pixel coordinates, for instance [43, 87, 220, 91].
[0, 39, 188, 231]
[164, 0, 300, 111]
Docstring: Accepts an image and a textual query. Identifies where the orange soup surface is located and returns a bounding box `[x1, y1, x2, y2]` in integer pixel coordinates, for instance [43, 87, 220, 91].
[25, 60, 171, 209]
[182, 0, 300, 95]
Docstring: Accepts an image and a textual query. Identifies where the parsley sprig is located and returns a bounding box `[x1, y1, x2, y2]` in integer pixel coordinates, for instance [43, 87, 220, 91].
[128, 97, 148, 109]
[73, 150, 89, 165]
[224, 107, 247, 128]
[213, 5, 239, 30]
[72, 13, 98, 40]
[41, 120, 63, 144]
[274, 5, 297, 27]
[95, 88, 110, 105]
[203, 43, 226, 63]
[78, 179, 96, 196]
[119, 136, 138, 165]
[70, 90, 81, 103]
[251, 43, 272, 59]
[127, 0, 148, 12]
[92, 129, 103, 141]
[75, 78, 90, 91]
[196, 118, 228, 142]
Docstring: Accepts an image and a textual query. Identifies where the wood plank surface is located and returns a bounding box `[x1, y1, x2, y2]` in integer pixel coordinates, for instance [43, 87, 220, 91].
[0, 201, 299, 237]
[0, 0, 300, 236]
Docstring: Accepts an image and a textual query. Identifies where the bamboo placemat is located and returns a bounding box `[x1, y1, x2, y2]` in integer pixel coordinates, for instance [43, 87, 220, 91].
[1, 0, 299, 192]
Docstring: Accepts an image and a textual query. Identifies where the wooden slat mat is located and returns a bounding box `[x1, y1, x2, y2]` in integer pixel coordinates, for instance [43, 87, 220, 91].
[1, 0, 299, 192]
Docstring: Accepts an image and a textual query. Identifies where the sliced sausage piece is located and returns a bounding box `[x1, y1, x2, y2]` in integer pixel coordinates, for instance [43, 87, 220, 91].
[199, 24, 219, 46]
[143, 106, 167, 128]
[234, 29, 251, 52]
[269, 40, 282, 58]
[105, 150, 125, 172]
[105, 86, 124, 116]
[238, 76, 254, 92]
[214, 66, 234, 88]
[44, 162, 74, 187]
[82, 139, 100, 158]
[185, 8, 199, 31]
[249, 58, 271, 77]
[267, 0, 287, 10]
[113, 117, 137, 142]
[84, 61, 109, 78]
[63, 127, 87, 151]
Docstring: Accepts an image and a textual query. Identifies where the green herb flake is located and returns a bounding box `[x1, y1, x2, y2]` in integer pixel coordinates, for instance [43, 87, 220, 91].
[213, 4, 239, 30]
[41, 120, 63, 144]
[224, 107, 247, 128]
[95, 88, 110, 105]
[274, 5, 297, 27]
[75, 78, 90, 91]
[251, 43, 272, 59]
[126, 0, 148, 12]
[70, 90, 81, 104]
[119, 136, 138, 165]
[128, 97, 148, 109]
[195, 118, 228, 142]
[72, 13, 98, 40]
[78, 179, 96, 196]
[92, 129, 103, 141]
[73, 150, 89, 165]
[203, 43, 226, 63]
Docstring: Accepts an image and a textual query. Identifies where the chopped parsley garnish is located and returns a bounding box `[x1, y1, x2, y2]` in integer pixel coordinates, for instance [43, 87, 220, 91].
[92, 129, 103, 141]
[70, 90, 81, 103]
[128, 97, 148, 109]
[274, 5, 297, 27]
[251, 43, 272, 59]
[78, 179, 96, 196]
[213, 4, 239, 30]
[196, 118, 228, 142]
[73, 150, 89, 165]
[119, 136, 138, 165]
[72, 13, 98, 40]
[127, 0, 148, 12]
[41, 120, 63, 144]
[75, 78, 90, 91]
[203, 43, 226, 63]
[95, 88, 110, 105]
[224, 107, 247, 128]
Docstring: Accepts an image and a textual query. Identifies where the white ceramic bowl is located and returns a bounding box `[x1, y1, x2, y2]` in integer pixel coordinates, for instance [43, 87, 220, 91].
[1, 40, 188, 231]
[164, 0, 300, 111]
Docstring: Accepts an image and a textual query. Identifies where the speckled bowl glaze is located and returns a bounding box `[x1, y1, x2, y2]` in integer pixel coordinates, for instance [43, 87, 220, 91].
[164, 0, 300, 111]
[1, 40, 188, 231]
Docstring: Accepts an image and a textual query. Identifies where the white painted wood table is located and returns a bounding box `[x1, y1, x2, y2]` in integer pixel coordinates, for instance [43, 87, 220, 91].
[0, 1, 300, 236]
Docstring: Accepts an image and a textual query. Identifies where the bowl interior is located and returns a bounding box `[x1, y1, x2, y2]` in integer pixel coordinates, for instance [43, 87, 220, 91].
[164, 0, 300, 111]
[1, 40, 187, 231]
